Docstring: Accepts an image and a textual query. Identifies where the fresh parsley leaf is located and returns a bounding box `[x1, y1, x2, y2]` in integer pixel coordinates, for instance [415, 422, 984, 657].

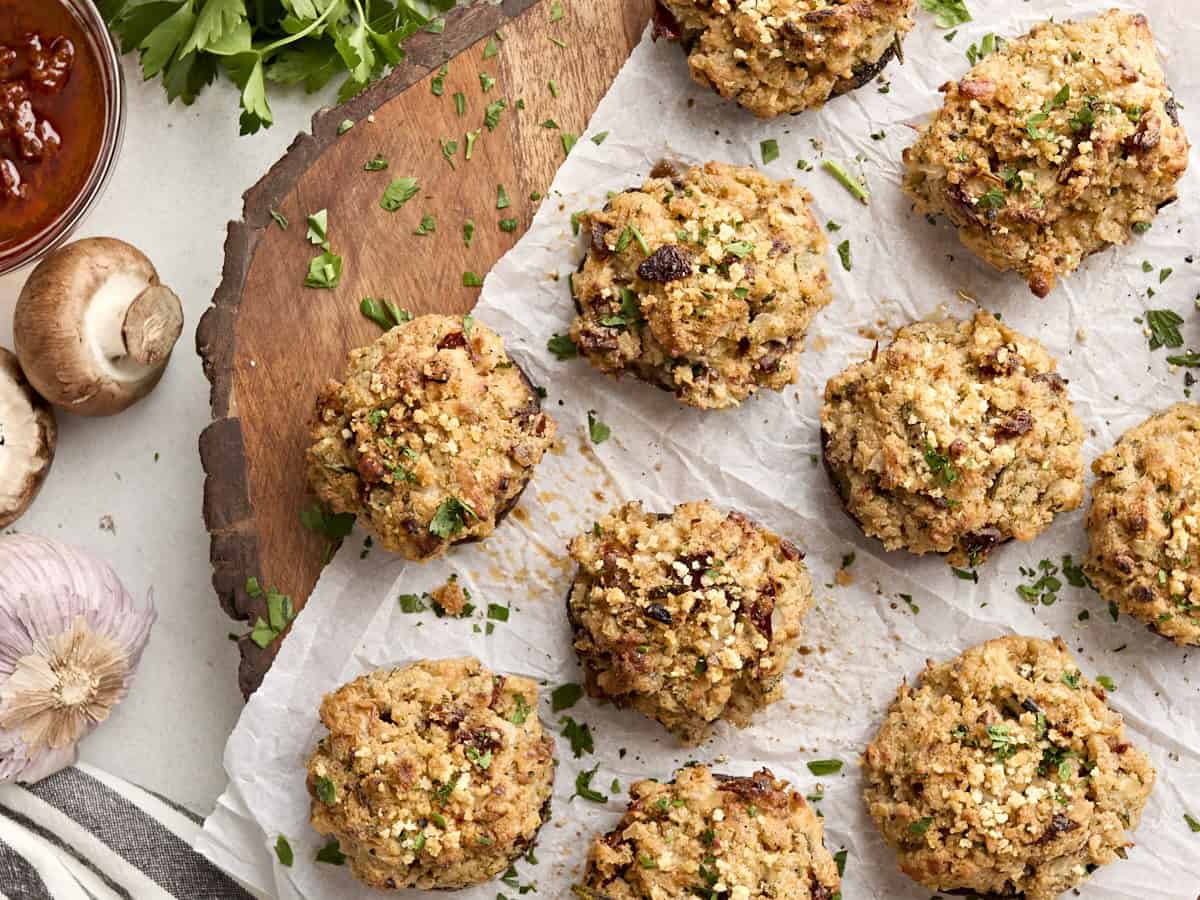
[509, 693, 531, 724]
[315, 776, 336, 804]
[270, 209, 288, 229]
[976, 187, 1006, 210]
[414, 214, 436, 236]
[479, 72, 496, 92]
[724, 240, 754, 258]
[305, 208, 329, 248]
[499, 218, 517, 232]
[571, 764, 607, 802]
[920, 0, 971, 28]
[834, 848, 848, 877]
[561, 716, 594, 757]
[760, 138, 780, 164]
[1147, 309, 1185, 349]
[463, 219, 475, 247]
[315, 839, 346, 866]
[453, 91, 466, 116]
[300, 503, 354, 539]
[552, 683, 584, 711]
[380, 177, 419, 212]
[1167, 350, 1200, 367]
[304, 250, 342, 289]
[561, 132, 578, 155]
[360, 297, 412, 330]
[463, 271, 483, 287]
[1097, 675, 1117, 691]
[1186, 813, 1200, 833]
[430, 64, 446, 97]
[496, 183, 511, 209]
[550, 0, 565, 22]
[484, 99, 506, 131]
[363, 154, 388, 171]
[587, 410, 610, 444]
[591, 130, 609, 145]
[548, 334, 578, 360]
[923, 443, 958, 485]
[806, 759, 843, 776]
[429, 497, 477, 539]
[274, 835, 294, 867]
[909, 816, 934, 835]
[836, 239, 851, 271]
[398, 593, 428, 613]
[483, 37, 499, 59]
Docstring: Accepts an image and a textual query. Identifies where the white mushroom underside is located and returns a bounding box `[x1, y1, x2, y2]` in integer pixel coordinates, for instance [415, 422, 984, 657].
[84, 271, 158, 383]
[0, 366, 43, 511]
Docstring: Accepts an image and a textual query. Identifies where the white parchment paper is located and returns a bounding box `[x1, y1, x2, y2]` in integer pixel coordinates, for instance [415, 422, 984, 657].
[198, 3, 1200, 897]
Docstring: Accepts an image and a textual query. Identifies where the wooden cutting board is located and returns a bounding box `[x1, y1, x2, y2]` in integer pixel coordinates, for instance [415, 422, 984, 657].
[197, 0, 654, 697]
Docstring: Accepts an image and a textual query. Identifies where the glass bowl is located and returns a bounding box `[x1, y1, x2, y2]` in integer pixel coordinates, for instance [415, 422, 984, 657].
[0, 0, 126, 277]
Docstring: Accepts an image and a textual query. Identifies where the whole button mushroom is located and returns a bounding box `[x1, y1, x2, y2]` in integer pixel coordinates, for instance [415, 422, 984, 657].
[0, 348, 56, 528]
[13, 238, 183, 416]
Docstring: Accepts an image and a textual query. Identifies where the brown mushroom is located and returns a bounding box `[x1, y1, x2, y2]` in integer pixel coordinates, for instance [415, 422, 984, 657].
[13, 238, 183, 416]
[0, 347, 56, 528]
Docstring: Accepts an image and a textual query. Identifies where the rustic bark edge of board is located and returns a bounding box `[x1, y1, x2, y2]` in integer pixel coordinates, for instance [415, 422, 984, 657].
[195, 0, 543, 698]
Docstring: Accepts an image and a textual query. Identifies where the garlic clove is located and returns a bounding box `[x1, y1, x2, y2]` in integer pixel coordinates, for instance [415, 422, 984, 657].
[0, 535, 155, 784]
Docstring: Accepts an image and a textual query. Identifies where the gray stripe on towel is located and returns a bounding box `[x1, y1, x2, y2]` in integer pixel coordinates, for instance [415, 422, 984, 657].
[23, 769, 253, 900]
[0, 805, 130, 899]
[0, 837, 53, 900]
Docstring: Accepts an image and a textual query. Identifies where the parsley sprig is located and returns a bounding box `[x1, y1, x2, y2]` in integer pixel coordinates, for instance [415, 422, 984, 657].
[102, 0, 453, 135]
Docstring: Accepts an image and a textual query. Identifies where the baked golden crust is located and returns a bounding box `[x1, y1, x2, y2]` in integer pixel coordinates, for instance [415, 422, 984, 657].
[1085, 403, 1200, 645]
[658, 0, 916, 118]
[820, 312, 1085, 566]
[863, 636, 1154, 900]
[306, 658, 555, 890]
[569, 161, 831, 410]
[903, 9, 1189, 297]
[566, 500, 811, 744]
[306, 315, 555, 560]
[574, 764, 840, 899]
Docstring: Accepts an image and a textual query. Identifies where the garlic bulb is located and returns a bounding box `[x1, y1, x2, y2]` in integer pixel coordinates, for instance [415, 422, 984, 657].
[0, 535, 155, 783]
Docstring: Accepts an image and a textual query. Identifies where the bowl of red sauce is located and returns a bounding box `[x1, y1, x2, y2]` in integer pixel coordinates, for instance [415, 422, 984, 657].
[0, 0, 124, 276]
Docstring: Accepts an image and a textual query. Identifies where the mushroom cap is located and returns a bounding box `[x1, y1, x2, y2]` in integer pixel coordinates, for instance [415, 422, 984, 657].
[0, 348, 56, 529]
[13, 237, 184, 417]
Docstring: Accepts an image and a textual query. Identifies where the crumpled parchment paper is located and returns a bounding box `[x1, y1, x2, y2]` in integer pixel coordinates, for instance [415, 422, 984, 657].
[197, 3, 1200, 897]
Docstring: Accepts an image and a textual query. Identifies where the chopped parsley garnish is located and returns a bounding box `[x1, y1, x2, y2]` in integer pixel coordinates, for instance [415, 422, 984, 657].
[1186, 813, 1200, 833]
[834, 848, 848, 877]
[440, 138, 458, 168]
[248, 582, 295, 649]
[486, 603, 509, 622]
[315, 839, 346, 865]
[548, 334, 578, 360]
[430, 64, 446, 96]
[499, 218, 517, 232]
[952, 567, 978, 583]
[306, 210, 329, 246]
[724, 240, 754, 258]
[899, 592, 920, 614]
[380, 177, 419, 212]
[484, 99, 507, 131]
[966, 32, 1001, 66]
[1132, 221, 1152, 234]
[429, 497, 477, 539]
[587, 410, 611, 444]
[1097, 675, 1117, 691]
[923, 443, 958, 485]
[806, 759, 843, 776]
[269, 210, 288, 229]
[987, 724, 1016, 760]
[304, 250, 342, 289]
[360, 297, 412, 330]
[466, 746, 493, 769]
[601, 287, 643, 329]
[976, 187, 1006, 211]
[591, 131, 609, 145]
[463, 219, 475, 247]
[483, 37, 499, 59]
[414, 214, 436, 236]
[509, 693, 531, 724]
[463, 271, 484, 287]
[836, 239, 851, 271]
[398, 593, 428, 613]
[909, 816, 933, 835]
[1061, 670, 1081, 689]
[453, 91, 466, 116]
[315, 777, 336, 804]
[1168, 350, 1200, 367]
[300, 503, 355, 540]
[1017, 559, 1063, 605]
[822, 159, 869, 204]
[552, 682, 584, 711]
[571, 764, 607, 802]
[920, 0, 971, 28]
[562, 132, 579, 155]
[274, 835, 293, 867]
[496, 184, 511, 209]
[1147, 309, 1185, 350]
[561, 716, 594, 757]
[479, 72, 496, 92]
[760, 138, 780, 164]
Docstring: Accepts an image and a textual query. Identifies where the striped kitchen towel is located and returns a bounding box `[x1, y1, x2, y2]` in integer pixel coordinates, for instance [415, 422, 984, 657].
[0, 763, 259, 900]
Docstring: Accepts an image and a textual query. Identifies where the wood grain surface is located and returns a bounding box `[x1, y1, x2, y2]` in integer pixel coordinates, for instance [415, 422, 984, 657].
[197, 0, 654, 696]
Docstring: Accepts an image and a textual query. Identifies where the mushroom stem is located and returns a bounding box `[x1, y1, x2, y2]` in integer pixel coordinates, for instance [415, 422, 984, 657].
[122, 284, 184, 367]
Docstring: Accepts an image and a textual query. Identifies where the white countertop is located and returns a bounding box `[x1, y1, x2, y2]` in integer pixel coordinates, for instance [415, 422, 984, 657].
[0, 55, 338, 815]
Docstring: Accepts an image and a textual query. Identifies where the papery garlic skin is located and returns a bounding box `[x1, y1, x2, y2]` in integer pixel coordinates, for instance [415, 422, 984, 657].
[0, 535, 155, 783]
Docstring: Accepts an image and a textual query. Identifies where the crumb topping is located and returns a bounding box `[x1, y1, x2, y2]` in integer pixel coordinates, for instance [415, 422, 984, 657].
[567, 500, 811, 744]
[570, 161, 831, 410]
